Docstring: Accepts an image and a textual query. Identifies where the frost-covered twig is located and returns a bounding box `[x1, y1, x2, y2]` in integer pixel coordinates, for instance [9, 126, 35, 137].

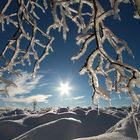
[71, 0, 140, 107]
[0, 0, 140, 108]
[0, 0, 53, 94]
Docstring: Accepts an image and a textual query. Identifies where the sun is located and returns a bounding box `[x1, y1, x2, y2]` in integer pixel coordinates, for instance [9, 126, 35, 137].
[57, 81, 72, 95]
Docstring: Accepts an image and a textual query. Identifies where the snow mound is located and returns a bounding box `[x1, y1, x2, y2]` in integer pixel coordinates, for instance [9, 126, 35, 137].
[23, 112, 58, 127]
[106, 112, 140, 139]
[0, 120, 29, 140]
[0, 114, 27, 122]
[23, 111, 79, 128]
[82, 109, 120, 136]
[57, 107, 69, 113]
[73, 132, 136, 140]
[13, 109, 120, 140]
[1, 109, 28, 117]
[59, 112, 80, 120]
[0, 107, 128, 140]
[112, 111, 127, 118]
[14, 118, 84, 140]
[73, 108, 86, 118]
[74, 112, 140, 140]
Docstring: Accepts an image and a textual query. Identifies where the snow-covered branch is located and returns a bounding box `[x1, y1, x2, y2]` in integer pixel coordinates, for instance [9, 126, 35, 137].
[71, 0, 140, 107]
[0, 0, 140, 107]
[0, 0, 53, 94]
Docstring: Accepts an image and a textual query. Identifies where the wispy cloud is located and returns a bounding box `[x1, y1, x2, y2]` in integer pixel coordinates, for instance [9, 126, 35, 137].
[1, 94, 52, 103]
[38, 82, 48, 87]
[73, 96, 85, 100]
[64, 96, 85, 101]
[7, 71, 43, 97]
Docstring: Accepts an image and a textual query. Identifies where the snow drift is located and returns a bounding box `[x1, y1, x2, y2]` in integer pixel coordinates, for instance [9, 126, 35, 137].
[75, 112, 140, 140]
[0, 107, 139, 140]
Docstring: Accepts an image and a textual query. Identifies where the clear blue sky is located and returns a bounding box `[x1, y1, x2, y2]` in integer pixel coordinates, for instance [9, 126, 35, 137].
[0, 1, 140, 109]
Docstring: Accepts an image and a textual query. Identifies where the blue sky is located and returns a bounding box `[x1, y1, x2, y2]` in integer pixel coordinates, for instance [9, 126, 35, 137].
[0, 1, 140, 109]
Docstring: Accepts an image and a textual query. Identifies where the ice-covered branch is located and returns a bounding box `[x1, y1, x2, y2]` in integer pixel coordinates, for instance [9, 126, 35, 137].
[0, 0, 140, 107]
[0, 0, 53, 94]
[71, 0, 140, 107]
[134, 0, 140, 17]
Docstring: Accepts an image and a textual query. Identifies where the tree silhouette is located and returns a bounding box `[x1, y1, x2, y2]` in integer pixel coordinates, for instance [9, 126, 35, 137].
[32, 99, 37, 111]
[0, 0, 140, 108]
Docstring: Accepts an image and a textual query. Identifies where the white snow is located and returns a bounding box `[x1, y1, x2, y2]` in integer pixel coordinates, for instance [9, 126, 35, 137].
[74, 112, 140, 140]
[0, 107, 139, 140]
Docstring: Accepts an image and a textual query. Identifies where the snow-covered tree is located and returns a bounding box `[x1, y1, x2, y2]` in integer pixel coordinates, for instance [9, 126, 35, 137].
[32, 99, 37, 111]
[0, 0, 140, 108]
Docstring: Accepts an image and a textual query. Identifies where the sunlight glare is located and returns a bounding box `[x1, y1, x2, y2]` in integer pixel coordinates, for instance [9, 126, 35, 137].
[57, 82, 72, 95]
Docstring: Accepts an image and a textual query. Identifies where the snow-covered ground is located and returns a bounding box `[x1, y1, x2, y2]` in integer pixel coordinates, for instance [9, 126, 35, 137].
[0, 107, 139, 140]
